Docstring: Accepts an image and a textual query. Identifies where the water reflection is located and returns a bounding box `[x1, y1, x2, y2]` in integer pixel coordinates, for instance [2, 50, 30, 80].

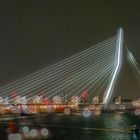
[103, 112, 131, 128]
[0, 112, 140, 140]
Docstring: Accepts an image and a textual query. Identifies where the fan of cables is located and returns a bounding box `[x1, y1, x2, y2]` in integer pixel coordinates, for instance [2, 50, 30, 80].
[0, 36, 118, 104]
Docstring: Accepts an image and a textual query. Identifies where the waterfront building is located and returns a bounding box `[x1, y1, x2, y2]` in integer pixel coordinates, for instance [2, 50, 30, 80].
[132, 98, 140, 107]
[114, 96, 121, 104]
[92, 96, 99, 104]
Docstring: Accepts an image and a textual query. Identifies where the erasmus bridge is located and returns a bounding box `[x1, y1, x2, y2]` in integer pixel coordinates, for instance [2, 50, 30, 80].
[0, 28, 139, 111]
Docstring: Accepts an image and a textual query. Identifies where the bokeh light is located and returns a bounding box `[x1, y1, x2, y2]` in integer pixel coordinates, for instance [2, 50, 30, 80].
[8, 133, 22, 140]
[22, 126, 29, 133]
[82, 108, 91, 117]
[134, 110, 140, 115]
[40, 128, 49, 137]
[29, 129, 38, 137]
[46, 105, 53, 112]
[64, 108, 71, 115]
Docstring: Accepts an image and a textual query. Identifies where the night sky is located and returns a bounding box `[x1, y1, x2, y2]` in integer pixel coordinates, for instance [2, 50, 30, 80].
[0, 0, 140, 99]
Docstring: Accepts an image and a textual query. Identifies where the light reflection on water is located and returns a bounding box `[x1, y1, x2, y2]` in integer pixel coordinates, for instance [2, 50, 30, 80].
[1, 112, 140, 140]
[103, 112, 131, 128]
[27, 112, 140, 140]
[101, 113, 130, 140]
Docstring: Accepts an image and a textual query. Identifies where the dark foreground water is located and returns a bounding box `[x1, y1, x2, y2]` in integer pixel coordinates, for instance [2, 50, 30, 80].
[0, 111, 140, 140]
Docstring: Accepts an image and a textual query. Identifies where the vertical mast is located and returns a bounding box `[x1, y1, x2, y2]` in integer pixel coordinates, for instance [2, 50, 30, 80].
[103, 28, 124, 108]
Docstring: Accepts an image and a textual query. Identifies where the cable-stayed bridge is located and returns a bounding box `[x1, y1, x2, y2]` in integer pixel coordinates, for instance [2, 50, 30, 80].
[0, 28, 139, 113]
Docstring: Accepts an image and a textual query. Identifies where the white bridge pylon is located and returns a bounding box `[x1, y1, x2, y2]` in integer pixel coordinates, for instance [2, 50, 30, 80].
[103, 28, 124, 108]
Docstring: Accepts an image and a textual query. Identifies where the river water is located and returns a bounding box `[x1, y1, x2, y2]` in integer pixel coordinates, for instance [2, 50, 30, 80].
[1, 111, 140, 140]
[28, 111, 140, 140]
